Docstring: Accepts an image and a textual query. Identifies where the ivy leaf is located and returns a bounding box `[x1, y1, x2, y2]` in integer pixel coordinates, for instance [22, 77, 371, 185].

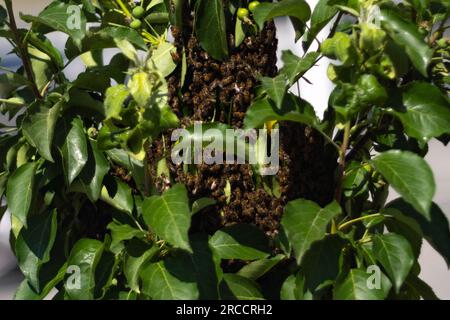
[64, 239, 105, 300]
[333, 269, 392, 300]
[22, 100, 62, 162]
[379, 9, 433, 76]
[21, 2, 87, 49]
[237, 255, 285, 280]
[140, 253, 199, 300]
[303, 0, 338, 51]
[6, 162, 38, 228]
[371, 150, 435, 217]
[70, 140, 109, 202]
[259, 75, 287, 110]
[373, 233, 414, 293]
[280, 51, 320, 86]
[244, 95, 318, 129]
[60, 118, 88, 185]
[15, 210, 57, 292]
[142, 184, 192, 252]
[387, 199, 450, 267]
[253, 0, 311, 31]
[100, 177, 134, 214]
[392, 82, 450, 141]
[281, 199, 341, 264]
[195, 0, 228, 61]
[209, 224, 271, 260]
[221, 274, 264, 300]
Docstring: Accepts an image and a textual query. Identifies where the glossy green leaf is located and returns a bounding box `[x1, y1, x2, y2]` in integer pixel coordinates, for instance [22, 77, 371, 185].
[379, 9, 433, 76]
[392, 82, 450, 141]
[104, 85, 129, 121]
[148, 42, 177, 77]
[195, 0, 228, 61]
[100, 177, 134, 214]
[60, 118, 88, 185]
[371, 150, 435, 217]
[22, 100, 62, 162]
[142, 184, 192, 252]
[303, 0, 338, 51]
[333, 269, 392, 300]
[209, 224, 271, 260]
[65, 239, 105, 300]
[124, 240, 159, 293]
[260, 75, 287, 110]
[405, 274, 439, 300]
[237, 255, 285, 280]
[244, 95, 318, 129]
[221, 274, 264, 300]
[281, 199, 341, 264]
[140, 254, 199, 300]
[15, 210, 57, 292]
[6, 162, 38, 227]
[253, 0, 311, 30]
[280, 51, 320, 86]
[21, 2, 87, 48]
[387, 199, 450, 266]
[373, 233, 414, 292]
[107, 221, 145, 254]
[71, 140, 109, 202]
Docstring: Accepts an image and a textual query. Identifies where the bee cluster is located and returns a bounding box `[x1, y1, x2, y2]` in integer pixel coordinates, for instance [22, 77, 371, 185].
[147, 8, 336, 236]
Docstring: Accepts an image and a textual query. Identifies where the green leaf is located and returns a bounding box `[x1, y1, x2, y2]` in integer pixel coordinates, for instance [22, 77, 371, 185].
[128, 72, 152, 107]
[164, 0, 184, 27]
[124, 240, 159, 293]
[221, 274, 264, 300]
[253, 0, 311, 31]
[104, 85, 129, 121]
[371, 150, 435, 217]
[65, 239, 105, 300]
[303, 0, 338, 51]
[301, 235, 346, 293]
[100, 177, 134, 214]
[280, 51, 320, 86]
[392, 82, 450, 141]
[22, 100, 62, 162]
[405, 274, 439, 300]
[15, 210, 57, 292]
[140, 254, 199, 300]
[21, 2, 87, 48]
[142, 184, 192, 252]
[260, 75, 287, 110]
[195, 0, 229, 61]
[387, 199, 450, 266]
[71, 140, 109, 202]
[244, 95, 318, 129]
[281, 199, 341, 264]
[379, 9, 433, 76]
[107, 221, 145, 254]
[237, 255, 285, 280]
[333, 269, 392, 300]
[209, 224, 271, 260]
[148, 42, 177, 77]
[60, 118, 88, 185]
[373, 233, 414, 293]
[6, 162, 38, 227]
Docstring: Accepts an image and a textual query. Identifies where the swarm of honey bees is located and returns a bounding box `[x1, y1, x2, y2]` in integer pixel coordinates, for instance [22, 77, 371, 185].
[145, 6, 337, 237]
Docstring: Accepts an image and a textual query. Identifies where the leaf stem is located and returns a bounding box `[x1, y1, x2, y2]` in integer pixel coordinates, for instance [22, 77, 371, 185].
[338, 213, 382, 231]
[4, 0, 42, 100]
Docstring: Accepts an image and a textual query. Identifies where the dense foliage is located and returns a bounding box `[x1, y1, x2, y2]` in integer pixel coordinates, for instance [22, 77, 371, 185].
[0, 0, 449, 300]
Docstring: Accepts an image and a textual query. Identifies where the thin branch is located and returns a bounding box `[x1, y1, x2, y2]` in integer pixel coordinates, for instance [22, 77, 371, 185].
[4, 0, 42, 99]
[334, 122, 351, 203]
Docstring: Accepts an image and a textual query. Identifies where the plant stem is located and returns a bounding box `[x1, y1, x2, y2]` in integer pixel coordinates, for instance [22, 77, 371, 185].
[4, 0, 42, 100]
[338, 213, 382, 231]
[334, 122, 351, 203]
